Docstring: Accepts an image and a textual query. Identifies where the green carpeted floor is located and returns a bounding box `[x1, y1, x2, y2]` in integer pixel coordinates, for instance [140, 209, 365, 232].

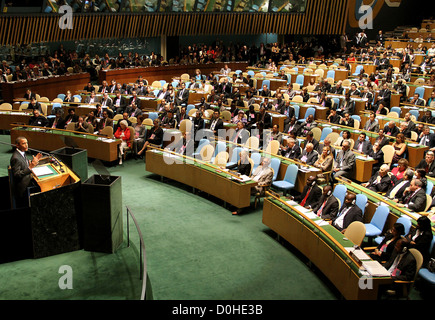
[0, 133, 424, 300]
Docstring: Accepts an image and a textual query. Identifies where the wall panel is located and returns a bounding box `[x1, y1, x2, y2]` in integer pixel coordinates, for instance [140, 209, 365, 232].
[0, 0, 349, 45]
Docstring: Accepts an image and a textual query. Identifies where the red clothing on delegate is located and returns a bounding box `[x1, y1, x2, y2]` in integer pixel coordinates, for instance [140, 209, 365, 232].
[114, 127, 131, 147]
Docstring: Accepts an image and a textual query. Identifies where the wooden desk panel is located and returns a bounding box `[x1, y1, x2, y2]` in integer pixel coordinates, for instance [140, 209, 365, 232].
[99, 62, 249, 86]
[10, 126, 120, 162]
[145, 149, 256, 209]
[262, 198, 391, 300]
[1, 73, 91, 103]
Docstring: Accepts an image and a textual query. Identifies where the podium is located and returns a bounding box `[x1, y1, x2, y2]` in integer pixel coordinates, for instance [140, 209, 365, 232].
[51, 147, 88, 181]
[81, 175, 123, 253]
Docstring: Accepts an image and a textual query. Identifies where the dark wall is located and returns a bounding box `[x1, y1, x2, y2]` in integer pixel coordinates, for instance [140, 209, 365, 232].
[346, 0, 430, 39]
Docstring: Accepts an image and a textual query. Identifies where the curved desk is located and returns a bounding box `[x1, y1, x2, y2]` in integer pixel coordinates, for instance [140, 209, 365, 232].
[262, 192, 392, 300]
[10, 125, 121, 162]
[145, 148, 257, 209]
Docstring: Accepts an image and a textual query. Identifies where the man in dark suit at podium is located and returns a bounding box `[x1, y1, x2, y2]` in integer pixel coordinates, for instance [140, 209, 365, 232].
[10, 137, 42, 207]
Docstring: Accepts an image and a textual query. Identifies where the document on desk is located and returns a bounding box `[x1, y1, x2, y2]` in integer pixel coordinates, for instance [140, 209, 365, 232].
[362, 261, 390, 277]
[32, 165, 53, 177]
[344, 247, 371, 261]
[314, 219, 329, 226]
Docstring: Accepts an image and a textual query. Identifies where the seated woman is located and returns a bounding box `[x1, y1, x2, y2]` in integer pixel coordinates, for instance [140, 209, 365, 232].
[391, 133, 407, 165]
[132, 115, 146, 157]
[114, 120, 131, 165]
[370, 223, 405, 263]
[137, 118, 164, 157]
[313, 146, 333, 172]
[405, 216, 434, 264]
[232, 110, 247, 125]
[334, 130, 352, 147]
[391, 158, 408, 181]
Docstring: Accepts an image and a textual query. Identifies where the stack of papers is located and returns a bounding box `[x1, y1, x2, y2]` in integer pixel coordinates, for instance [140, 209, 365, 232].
[362, 261, 390, 277]
[344, 247, 371, 261]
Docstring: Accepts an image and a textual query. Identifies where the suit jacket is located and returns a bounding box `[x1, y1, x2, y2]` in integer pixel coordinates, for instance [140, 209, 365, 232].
[100, 98, 113, 109]
[97, 118, 113, 132]
[332, 204, 363, 232]
[113, 96, 127, 111]
[363, 120, 379, 132]
[258, 111, 272, 129]
[312, 195, 339, 220]
[366, 173, 391, 193]
[294, 183, 322, 208]
[335, 150, 356, 172]
[208, 118, 224, 134]
[29, 115, 48, 127]
[282, 144, 301, 160]
[175, 89, 189, 105]
[231, 128, 250, 145]
[156, 90, 172, 102]
[354, 139, 372, 154]
[417, 133, 435, 148]
[228, 161, 251, 176]
[283, 122, 301, 135]
[386, 178, 410, 200]
[400, 188, 427, 212]
[415, 159, 435, 177]
[383, 125, 399, 137]
[174, 138, 195, 157]
[383, 250, 416, 281]
[146, 126, 164, 145]
[328, 114, 341, 124]
[299, 149, 319, 166]
[377, 89, 391, 106]
[10, 149, 33, 198]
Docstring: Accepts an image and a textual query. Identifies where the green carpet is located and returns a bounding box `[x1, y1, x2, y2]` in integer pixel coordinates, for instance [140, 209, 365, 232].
[0, 133, 423, 300]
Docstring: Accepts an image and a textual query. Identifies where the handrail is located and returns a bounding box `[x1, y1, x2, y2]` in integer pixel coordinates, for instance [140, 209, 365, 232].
[125, 205, 147, 300]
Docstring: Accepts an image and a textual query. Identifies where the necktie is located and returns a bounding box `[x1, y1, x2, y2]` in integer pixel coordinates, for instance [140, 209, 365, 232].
[317, 199, 327, 216]
[300, 187, 312, 207]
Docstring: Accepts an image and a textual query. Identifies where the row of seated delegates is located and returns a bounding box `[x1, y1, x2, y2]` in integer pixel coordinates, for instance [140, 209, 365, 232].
[291, 170, 433, 285]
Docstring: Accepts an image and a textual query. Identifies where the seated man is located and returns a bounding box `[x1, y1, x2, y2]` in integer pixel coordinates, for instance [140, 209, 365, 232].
[354, 132, 372, 154]
[281, 138, 301, 159]
[332, 140, 356, 179]
[312, 185, 339, 220]
[74, 116, 89, 133]
[387, 168, 414, 201]
[330, 193, 363, 232]
[363, 112, 379, 132]
[339, 113, 354, 128]
[362, 164, 391, 193]
[290, 175, 322, 209]
[383, 121, 399, 137]
[231, 121, 250, 145]
[415, 150, 435, 177]
[28, 109, 48, 127]
[161, 110, 176, 129]
[298, 143, 319, 166]
[396, 178, 427, 212]
[409, 93, 425, 106]
[26, 97, 42, 113]
[251, 157, 274, 196]
[327, 108, 341, 124]
[300, 114, 317, 137]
